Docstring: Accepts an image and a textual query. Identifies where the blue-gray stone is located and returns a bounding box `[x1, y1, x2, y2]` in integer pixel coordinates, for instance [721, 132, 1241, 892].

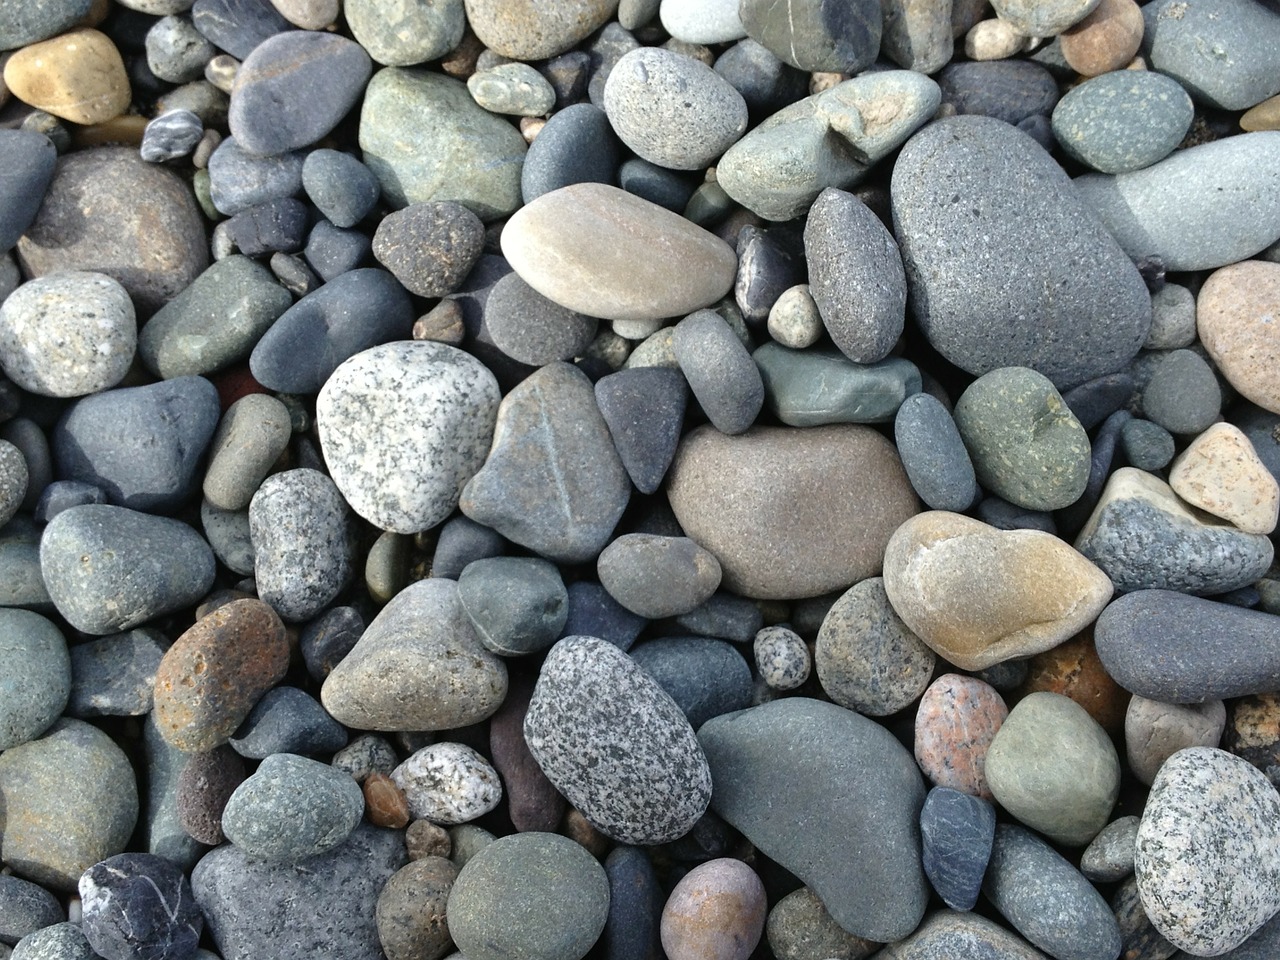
[1057, 408, 1128, 540]
[939, 60, 1059, 126]
[11, 922, 96, 960]
[1052, 71, 1193, 175]
[523, 104, 619, 205]
[602, 846, 662, 960]
[141, 714, 202, 872]
[1138, 349, 1221, 435]
[560, 581, 647, 652]
[672, 309, 763, 436]
[713, 38, 808, 116]
[3, 419, 49, 513]
[224, 197, 309, 256]
[894, 393, 978, 512]
[300, 606, 364, 682]
[67, 628, 164, 719]
[738, 0, 881, 73]
[1232, 403, 1280, 486]
[0, 609, 68, 751]
[1119, 419, 1175, 472]
[618, 158, 696, 212]
[0, 0, 92, 50]
[756, 343, 921, 427]
[430, 515, 506, 582]
[200, 500, 255, 578]
[302, 149, 380, 228]
[875, 911, 1054, 960]
[458, 556, 568, 657]
[674, 591, 764, 643]
[919, 787, 996, 912]
[79, 852, 203, 960]
[304, 220, 371, 281]
[191, 0, 292, 59]
[983, 824, 1122, 960]
[0, 875, 61, 946]
[249, 268, 413, 393]
[0, 131, 57, 255]
[229, 686, 347, 758]
[629, 636, 752, 730]
[698, 697, 927, 942]
[595, 366, 688, 495]
[207, 137, 305, 216]
[141, 110, 205, 164]
[1062, 372, 1134, 432]
[1080, 815, 1139, 883]
[52, 377, 220, 514]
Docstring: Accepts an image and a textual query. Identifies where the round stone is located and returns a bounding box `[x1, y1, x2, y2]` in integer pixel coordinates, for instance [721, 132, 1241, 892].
[989, 0, 1099, 36]
[79, 853, 203, 960]
[302, 149, 380, 228]
[484, 272, 598, 366]
[0, 609, 69, 751]
[765, 887, 877, 960]
[374, 857, 457, 960]
[468, 62, 556, 117]
[597, 533, 722, 619]
[753, 625, 810, 691]
[660, 859, 766, 960]
[3, 29, 131, 125]
[1060, 0, 1144, 75]
[1051, 70, 1194, 175]
[1080, 815, 1140, 883]
[391, 743, 502, 825]
[1198, 260, 1280, 415]
[914, 673, 1008, 799]
[347, 0, 465, 66]
[463, 0, 618, 60]
[457, 556, 568, 657]
[371, 202, 484, 298]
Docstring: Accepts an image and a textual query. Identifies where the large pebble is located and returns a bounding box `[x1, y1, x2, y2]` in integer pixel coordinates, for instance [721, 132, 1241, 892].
[191, 0, 292, 58]
[914, 673, 1008, 799]
[3, 29, 131, 125]
[738, 0, 880, 72]
[464, 0, 618, 59]
[347, 0, 465, 66]
[302, 149, 379, 228]
[672, 309, 763, 435]
[755, 345, 921, 427]
[1060, 0, 1144, 75]
[1126, 695, 1226, 787]
[521, 103, 620, 203]
[79, 853, 203, 960]
[661, 858, 765, 960]
[458, 557, 567, 657]
[525, 635, 711, 844]
[0, 610, 69, 751]
[372, 202, 483, 298]
[391, 743, 502, 825]
[1051, 71, 1193, 174]
[1198, 260, 1280, 414]
[919, 787, 996, 912]
[0, 0, 93, 50]
[1169, 422, 1280, 535]
[374, 856, 458, 960]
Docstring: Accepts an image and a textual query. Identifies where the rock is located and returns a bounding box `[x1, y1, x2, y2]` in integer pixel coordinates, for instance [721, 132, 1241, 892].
[79, 853, 203, 960]
[1138, 349, 1221, 436]
[3, 29, 130, 125]
[1224, 693, 1280, 787]
[815, 577, 935, 717]
[1018, 632, 1128, 735]
[67, 626, 160, 717]
[1080, 815, 1139, 883]
[595, 366, 687, 495]
[374, 856, 457, 960]
[270, 0, 340, 29]
[1146, 283, 1197, 351]
[983, 824, 1123, 960]
[603, 846, 664, 960]
[447, 832, 610, 960]
[465, 0, 618, 59]
[660, 0, 744, 43]
[390, 743, 501, 825]
[699, 698, 927, 942]
[17, 147, 209, 315]
[964, 17, 1026, 60]
[521, 103, 620, 203]
[40, 504, 216, 636]
[13, 922, 97, 960]
[1075, 132, 1280, 271]
[321, 578, 509, 731]
[1060, 0, 1144, 76]
[0, 609, 69, 751]
[1074, 468, 1274, 595]
[894, 392, 978, 512]
[738, 0, 881, 72]
[1169, 423, 1279, 535]
[629, 636, 753, 730]
[228, 686, 347, 758]
[153, 599, 289, 753]
[882, 0, 952, 72]
[882, 511, 1112, 671]
[0, 875, 61, 946]
[874, 910, 1049, 960]
[0, 0, 93, 49]
[0, 719, 137, 891]
[985, 691, 1121, 846]
[201, 501, 255, 577]
[753, 625, 810, 691]
[176, 745, 245, 845]
[501, 183, 736, 322]
[765, 887, 877, 960]
[661, 859, 766, 960]
[359, 67, 526, 220]
[142, 110, 205, 163]
[525, 635, 712, 844]
[672, 309, 763, 436]
[597, 534, 720, 619]
[191, 824, 406, 960]
[207, 137, 305, 216]
[203, 394, 292, 512]
[457, 556, 567, 657]
[1198, 260, 1280, 414]
[1136, 748, 1280, 955]
[938, 61, 1060, 127]
[140, 713, 203, 871]
[460, 362, 630, 564]
[468, 62, 556, 117]
[483, 273, 597, 366]
[372, 203, 483, 299]
[1051, 70, 1192, 174]
[914, 673, 1008, 799]
[347, 0, 465, 66]
[298, 153, 377, 233]
[666, 423, 919, 600]
[333, 735, 398, 784]
[191, 0, 292, 59]
[891, 115, 1151, 389]
[489, 673, 566, 832]
[919, 787, 996, 912]
[147, 17, 216, 84]
[0, 130, 57, 255]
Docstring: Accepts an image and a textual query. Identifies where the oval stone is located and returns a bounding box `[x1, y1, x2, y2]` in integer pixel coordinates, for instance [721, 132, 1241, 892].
[660, 858, 766, 960]
[0, 609, 69, 751]
[1198, 260, 1280, 415]
[1051, 70, 1193, 174]
[914, 674, 1008, 799]
[501, 183, 736, 323]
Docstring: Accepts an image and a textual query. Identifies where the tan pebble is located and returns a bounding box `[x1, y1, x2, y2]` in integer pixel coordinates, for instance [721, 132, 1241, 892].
[365, 772, 411, 829]
[3, 29, 131, 125]
[1224, 693, 1280, 781]
[1169, 422, 1280, 535]
[809, 72, 847, 95]
[562, 807, 610, 858]
[661, 858, 767, 960]
[1125, 695, 1226, 786]
[407, 819, 453, 861]
[882, 511, 1114, 671]
[914, 673, 1009, 799]
[1242, 95, 1280, 132]
[964, 18, 1026, 60]
[520, 116, 545, 142]
[70, 113, 147, 148]
[1197, 260, 1280, 414]
[1060, 0, 1144, 76]
[414, 300, 467, 345]
[204, 54, 238, 95]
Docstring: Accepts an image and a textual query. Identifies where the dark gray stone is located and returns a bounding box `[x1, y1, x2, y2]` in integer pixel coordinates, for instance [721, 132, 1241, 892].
[734, 226, 801, 323]
[1120, 419, 1175, 472]
[595, 366, 688, 495]
[299, 606, 364, 681]
[1080, 815, 1139, 883]
[1052, 71, 1193, 175]
[1138, 349, 1221, 435]
[67, 628, 165, 719]
[1110, 874, 1175, 960]
[207, 137, 305, 216]
[200, 501, 255, 577]
[522, 103, 620, 205]
[0, 876, 60, 947]
[713, 38, 808, 117]
[629, 636, 752, 730]
[224, 197, 309, 256]
[672, 309, 763, 436]
[371, 201, 484, 298]
[457, 556, 568, 657]
[919, 787, 996, 912]
[228, 686, 347, 758]
[560, 580, 647, 651]
[1062, 373, 1135, 432]
[484, 272, 597, 366]
[191, 0, 292, 59]
[79, 853, 202, 960]
[0, 131, 57, 255]
[176, 745, 246, 846]
[302, 149, 380, 228]
[304, 220, 371, 281]
[618, 158, 696, 212]
[738, 0, 881, 72]
[939, 61, 1059, 126]
[756, 344, 921, 427]
[430, 516, 507, 582]
[894, 392, 978, 512]
[1231, 403, 1280, 486]
[603, 846, 662, 960]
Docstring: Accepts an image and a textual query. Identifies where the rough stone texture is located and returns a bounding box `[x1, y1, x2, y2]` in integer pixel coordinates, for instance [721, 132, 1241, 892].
[1198, 260, 1280, 415]
[1169, 423, 1279, 535]
[464, 0, 619, 59]
[348, 0, 464, 66]
[873, 910, 1050, 960]
[914, 673, 1008, 799]
[79, 853, 203, 960]
[176, 746, 245, 846]
[0, 873, 61, 946]
[919, 787, 996, 912]
[597, 534, 721, 619]
[1080, 815, 1139, 883]
[699, 698, 928, 942]
[0, 609, 68, 751]
[660, 858, 766, 960]
[484, 273, 598, 367]
[766, 887, 877, 960]
[1127, 695, 1227, 788]
[391, 743, 502, 825]
[672, 308, 764, 435]
[1051, 71, 1192, 174]
[373, 202, 484, 299]
[374, 856, 457, 960]
[738, 0, 882, 72]
[667, 424, 919, 600]
[0, 0, 94, 50]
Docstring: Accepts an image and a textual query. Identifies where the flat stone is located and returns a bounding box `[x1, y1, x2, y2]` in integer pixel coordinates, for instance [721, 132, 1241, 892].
[1169, 422, 1280, 535]
[79, 853, 203, 960]
[1051, 71, 1193, 174]
[629, 636, 753, 731]
[0, 130, 57, 255]
[464, 0, 618, 59]
[738, 0, 881, 72]
[347, 0, 465, 66]
[894, 392, 978, 512]
[3, 29, 131, 125]
[914, 673, 1008, 799]
[1198, 260, 1280, 414]
[661, 858, 766, 960]
[919, 788, 996, 912]
[501, 183, 736, 323]
[0, 609, 69, 751]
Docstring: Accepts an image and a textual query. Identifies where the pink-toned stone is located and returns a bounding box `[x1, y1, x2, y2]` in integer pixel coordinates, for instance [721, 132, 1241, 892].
[914, 673, 1009, 799]
[1060, 0, 1144, 77]
[1198, 260, 1280, 414]
[661, 858, 767, 960]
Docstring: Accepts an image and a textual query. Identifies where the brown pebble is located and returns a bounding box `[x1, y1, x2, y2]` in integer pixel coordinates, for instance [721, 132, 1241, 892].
[70, 114, 148, 149]
[365, 772, 412, 829]
[413, 300, 467, 345]
[661, 858, 767, 960]
[1019, 631, 1129, 735]
[490, 672, 567, 832]
[562, 807, 610, 859]
[3, 29, 131, 125]
[1242, 94, 1280, 132]
[406, 819, 452, 861]
[375, 856, 458, 960]
[1060, 0, 1144, 77]
[914, 673, 1009, 799]
[440, 28, 484, 78]
[1197, 260, 1280, 415]
[176, 745, 246, 846]
[1224, 692, 1280, 784]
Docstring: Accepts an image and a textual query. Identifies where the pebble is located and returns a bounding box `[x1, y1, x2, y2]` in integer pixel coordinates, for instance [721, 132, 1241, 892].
[359, 67, 526, 220]
[502, 183, 736, 322]
[738, 0, 880, 72]
[1138, 348, 1221, 435]
[0, 876, 61, 947]
[390, 742, 502, 825]
[221, 752, 365, 862]
[1052, 70, 1193, 174]
[483, 273, 597, 366]
[938, 60, 1060, 127]
[222, 196, 308, 256]
[488, 673, 565, 832]
[1060, 0, 1144, 75]
[466, 0, 616, 59]
[191, 0, 293, 58]
[207, 137, 304, 215]
[447, 832, 609, 960]
[595, 534, 719, 619]
[1169, 423, 1279, 535]
[141, 110, 205, 163]
[699, 697, 927, 942]
[302, 149, 379, 228]
[79, 853, 203, 960]
[460, 362, 630, 564]
[753, 625, 809, 691]
[16, 147, 209, 315]
[146, 16, 217, 84]
[765, 887, 876, 960]
[1136, 748, 1280, 955]
[0, 718, 137, 891]
[521, 103, 619, 203]
[660, 0, 744, 43]
[40, 504, 216, 635]
[672, 309, 763, 435]
[0, 131, 57, 255]
[320, 578, 509, 732]
[1224, 693, 1280, 786]
[373, 856, 457, 960]
[985, 691, 1121, 846]
[894, 392, 978, 512]
[735, 226, 800, 323]
[1198, 260, 1280, 414]
[270, 0, 340, 29]
[372, 202, 484, 298]
[0, 0, 93, 49]
[965, 18, 1027, 60]
[455, 556, 566, 657]
[1076, 132, 1280, 271]
[815, 577, 935, 717]
[629, 636, 753, 730]
[1075, 468, 1274, 595]
[176, 745, 246, 845]
[346, 0, 465, 66]
[469, 62, 555, 116]
[983, 824, 1123, 960]
[332, 734, 396, 785]
[1112, 874, 1177, 960]
[603, 845, 664, 960]
[1019, 632, 1127, 735]
[11, 922, 96, 960]
[228, 686, 347, 758]
[200, 500, 255, 576]
[914, 674, 1008, 799]
[660, 858, 765, 960]
[1120, 418, 1176, 471]
[192, 823, 405, 960]
[141, 713, 204, 870]
[202, 394, 291, 511]
[919, 787, 996, 912]
[3, 29, 131, 126]
[592, 368, 683, 497]
[1144, 283, 1196, 352]
[363, 774, 409, 829]
[1243, 96, 1280, 133]
[0, 609, 69, 750]
[1080, 814, 1140, 883]
[892, 115, 1151, 389]
[667, 424, 918, 600]
[561, 580, 647, 651]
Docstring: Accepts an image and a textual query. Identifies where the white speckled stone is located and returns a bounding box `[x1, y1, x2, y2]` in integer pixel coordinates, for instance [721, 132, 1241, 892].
[753, 625, 810, 691]
[1136, 747, 1280, 956]
[317, 341, 500, 534]
[391, 742, 503, 825]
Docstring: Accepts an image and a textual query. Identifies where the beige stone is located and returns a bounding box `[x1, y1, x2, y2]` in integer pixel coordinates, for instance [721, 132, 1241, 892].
[1242, 95, 1280, 132]
[882, 511, 1113, 671]
[270, 0, 340, 29]
[1060, 0, 1144, 76]
[1198, 260, 1280, 414]
[964, 18, 1026, 60]
[1169, 423, 1280, 535]
[3, 29, 130, 125]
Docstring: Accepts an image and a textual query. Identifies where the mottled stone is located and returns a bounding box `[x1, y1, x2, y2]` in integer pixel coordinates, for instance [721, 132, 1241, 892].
[1081, 815, 1139, 883]
[176, 745, 245, 845]
[914, 673, 1008, 799]
[919, 787, 996, 912]
[766, 887, 876, 960]
[0, 609, 68, 750]
[1169, 423, 1279, 535]
[0, 875, 61, 946]
[753, 625, 810, 692]
[391, 743, 501, 825]
[874, 910, 1049, 960]
[347, 0, 465, 66]
[1019, 632, 1128, 735]
[1198, 260, 1280, 415]
[79, 853, 202, 960]
[661, 859, 766, 960]
[374, 856, 457, 960]
[1051, 71, 1192, 175]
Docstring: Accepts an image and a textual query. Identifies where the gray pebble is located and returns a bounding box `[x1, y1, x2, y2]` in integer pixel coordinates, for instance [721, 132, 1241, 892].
[11, 923, 95, 960]
[672, 308, 763, 435]
[202, 394, 292, 512]
[200, 500, 255, 577]
[305, 220, 371, 281]
[146, 15, 217, 84]
[372, 202, 484, 298]
[469, 62, 557, 117]
[1138, 349, 1221, 435]
[0, 876, 61, 947]
[738, 0, 881, 72]
[1120, 418, 1175, 472]
[346, 0, 465, 66]
[1080, 815, 1139, 883]
[894, 392, 978, 512]
[594, 366, 687, 495]
[522, 103, 620, 204]
[1052, 71, 1193, 174]
[141, 714, 203, 872]
[484, 272, 597, 366]
[207, 137, 304, 216]
[302, 149, 380, 229]
[597, 533, 721, 619]
[629, 635, 753, 730]
[0, 0, 92, 49]
[457, 556, 568, 657]
[2, 419, 50, 513]
[141, 110, 205, 163]
[66, 628, 165, 719]
[229, 686, 347, 758]
[1146, 283, 1196, 351]
[0, 441, 27, 529]
[223, 197, 309, 257]
[755, 344, 921, 427]
[939, 60, 1059, 126]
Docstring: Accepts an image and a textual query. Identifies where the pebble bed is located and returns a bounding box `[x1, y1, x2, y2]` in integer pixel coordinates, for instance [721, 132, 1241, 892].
[1, 0, 1280, 959]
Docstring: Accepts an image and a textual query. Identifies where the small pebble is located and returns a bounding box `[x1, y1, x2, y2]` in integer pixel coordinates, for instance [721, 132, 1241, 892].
[1080, 814, 1140, 883]
[302, 149, 380, 228]
[914, 673, 1008, 799]
[752, 625, 810, 691]
[660, 859, 766, 960]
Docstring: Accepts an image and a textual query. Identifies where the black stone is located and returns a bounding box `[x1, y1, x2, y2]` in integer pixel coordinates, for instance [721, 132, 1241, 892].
[602, 846, 663, 960]
[224, 197, 309, 257]
[938, 60, 1060, 126]
[79, 853, 203, 960]
[300, 606, 365, 681]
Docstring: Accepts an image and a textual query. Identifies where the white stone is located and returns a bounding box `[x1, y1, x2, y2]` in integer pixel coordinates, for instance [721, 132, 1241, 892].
[659, 0, 746, 43]
[392, 742, 503, 825]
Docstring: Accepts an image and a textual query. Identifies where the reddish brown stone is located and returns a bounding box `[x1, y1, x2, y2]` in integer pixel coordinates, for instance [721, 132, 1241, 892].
[153, 599, 290, 753]
[1020, 631, 1129, 735]
[914, 673, 1009, 799]
[489, 671, 566, 833]
[562, 807, 610, 859]
[176, 745, 246, 846]
[406, 820, 452, 861]
[365, 773, 411, 829]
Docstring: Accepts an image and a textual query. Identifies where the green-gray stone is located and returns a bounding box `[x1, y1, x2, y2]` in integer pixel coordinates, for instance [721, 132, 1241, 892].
[954, 366, 1090, 511]
[139, 256, 293, 379]
[766, 887, 877, 960]
[364, 531, 409, 605]
[142, 712, 204, 871]
[448, 824, 496, 870]
[0, 719, 138, 891]
[359, 67, 527, 221]
[1052, 71, 1193, 175]
[0, 526, 50, 609]
[754, 343, 921, 426]
[448, 832, 609, 960]
[346, 0, 466, 67]
[0, 609, 68, 750]
[1120, 418, 1175, 472]
[468, 63, 557, 117]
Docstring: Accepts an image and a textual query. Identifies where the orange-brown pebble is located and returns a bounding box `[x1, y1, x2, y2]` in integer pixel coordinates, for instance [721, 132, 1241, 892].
[3, 29, 131, 125]
[1019, 631, 1129, 735]
[153, 598, 291, 753]
[1223, 692, 1280, 781]
[661, 858, 767, 960]
[914, 673, 1009, 799]
[1060, 0, 1144, 77]
[562, 807, 610, 859]
[406, 819, 452, 861]
[365, 772, 411, 829]
[1198, 260, 1280, 415]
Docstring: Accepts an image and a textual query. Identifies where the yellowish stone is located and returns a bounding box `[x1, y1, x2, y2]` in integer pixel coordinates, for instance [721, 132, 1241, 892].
[1169, 423, 1280, 535]
[3, 29, 130, 125]
[1242, 95, 1280, 132]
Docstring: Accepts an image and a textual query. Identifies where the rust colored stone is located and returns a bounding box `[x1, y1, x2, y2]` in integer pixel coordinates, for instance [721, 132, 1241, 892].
[365, 773, 411, 829]
[914, 673, 1009, 799]
[1020, 631, 1129, 735]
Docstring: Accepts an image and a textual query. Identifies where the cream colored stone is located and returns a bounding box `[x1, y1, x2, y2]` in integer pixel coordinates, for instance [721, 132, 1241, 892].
[1169, 423, 1280, 535]
[882, 511, 1113, 671]
[1060, 0, 1144, 77]
[3, 29, 130, 125]
[1198, 260, 1280, 414]
[964, 18, 1026, 60]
